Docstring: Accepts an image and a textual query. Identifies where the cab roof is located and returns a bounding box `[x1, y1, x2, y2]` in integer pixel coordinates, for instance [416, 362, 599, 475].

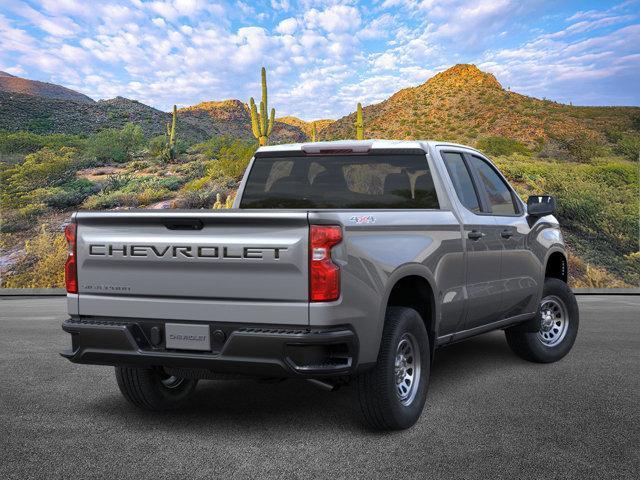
[256, 139, 483, 155]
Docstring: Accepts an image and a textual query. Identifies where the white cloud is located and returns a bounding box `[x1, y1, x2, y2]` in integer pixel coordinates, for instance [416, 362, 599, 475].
[372, 52, 397, 70]
[271, 0, 291, 11]
[358, 13, 396, 39]
[9, 2, 80, 37]
[1, 65, 26, 76]
[304, 5, 361, 33]
[276, 17, 298, 35]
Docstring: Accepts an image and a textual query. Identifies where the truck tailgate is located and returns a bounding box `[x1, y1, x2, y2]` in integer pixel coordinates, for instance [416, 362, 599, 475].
[74, 211, 309, 324]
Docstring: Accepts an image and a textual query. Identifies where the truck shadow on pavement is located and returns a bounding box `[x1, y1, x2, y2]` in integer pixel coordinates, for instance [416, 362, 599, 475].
[87, 331, 523, 432]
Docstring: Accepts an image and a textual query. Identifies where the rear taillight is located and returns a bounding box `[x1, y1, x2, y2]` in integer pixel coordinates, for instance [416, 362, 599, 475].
[309, 225, 342, 302]
[64, 222, 77, 293]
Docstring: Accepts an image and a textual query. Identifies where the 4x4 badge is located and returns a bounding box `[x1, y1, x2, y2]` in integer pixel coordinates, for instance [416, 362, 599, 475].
[349, 215, 376, 224]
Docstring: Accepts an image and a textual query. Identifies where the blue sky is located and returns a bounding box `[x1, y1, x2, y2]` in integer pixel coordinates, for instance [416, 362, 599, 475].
[0, 0, 638, 120]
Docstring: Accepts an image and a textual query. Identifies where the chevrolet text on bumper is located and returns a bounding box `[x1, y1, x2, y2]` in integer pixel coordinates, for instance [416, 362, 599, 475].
[62, 140, 579, 430]
[62, 318, 357, 377]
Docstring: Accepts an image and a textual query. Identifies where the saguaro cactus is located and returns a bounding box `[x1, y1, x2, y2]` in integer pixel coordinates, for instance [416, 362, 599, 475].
[355, 102, 364, 140]
[311, 122, 317, 142]
[165, 104, 177, 161]
[249, 67, 275, 146]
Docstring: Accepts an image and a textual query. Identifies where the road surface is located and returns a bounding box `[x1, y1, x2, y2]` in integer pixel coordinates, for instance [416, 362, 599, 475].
[1, 295, 638, 479]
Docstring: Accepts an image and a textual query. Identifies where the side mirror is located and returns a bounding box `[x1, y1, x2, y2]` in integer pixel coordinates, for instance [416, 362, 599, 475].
[527, 195, 556, 216]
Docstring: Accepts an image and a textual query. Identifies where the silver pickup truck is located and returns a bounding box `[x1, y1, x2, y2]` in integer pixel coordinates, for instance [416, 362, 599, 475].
[61, 140, 579, 430]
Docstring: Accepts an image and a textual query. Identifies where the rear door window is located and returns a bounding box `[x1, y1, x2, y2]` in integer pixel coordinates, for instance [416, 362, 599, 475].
[240, 154, 439, 209]
[441, 151, 481, 213]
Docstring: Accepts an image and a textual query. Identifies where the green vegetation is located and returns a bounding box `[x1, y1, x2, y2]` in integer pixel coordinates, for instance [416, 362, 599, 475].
[613, 133, 640, 160]
[311, 122, 317, 142]
[88, 123, 144, 162]
[355, 102, 364, 140]
[494, 155, 638, 285]
[249, 67, 275, 146]
[551, 132, 603, 162]
[476, 136, 529, 156]
[1, 147, 84, 209]
[1, 225, 67, 288]
[0, 131, 87, 155]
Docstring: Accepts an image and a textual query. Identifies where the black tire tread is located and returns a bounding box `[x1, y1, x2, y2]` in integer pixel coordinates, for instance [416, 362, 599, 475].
[506, 278, 579, 363]
[115, 366, 197, 411]
[357, 307, 430, 430]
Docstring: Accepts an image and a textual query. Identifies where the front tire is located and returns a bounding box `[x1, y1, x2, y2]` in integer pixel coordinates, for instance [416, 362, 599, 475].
[356, 307, 430, 430]
[505, 278, 579, 363]
[115, 366, 198, 411]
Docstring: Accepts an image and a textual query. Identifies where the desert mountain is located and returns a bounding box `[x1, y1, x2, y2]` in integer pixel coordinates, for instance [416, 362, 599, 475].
[0, 80, 306, 144]
[0, 71, 94, 104]
[321, 64, 639, 147]
[276, 116, 334, 139]
[178, 100, 306, 143]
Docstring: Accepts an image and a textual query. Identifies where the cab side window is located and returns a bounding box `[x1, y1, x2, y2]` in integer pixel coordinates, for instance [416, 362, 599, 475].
[442, 152, 480, 213]
[468, 155, 518, 215]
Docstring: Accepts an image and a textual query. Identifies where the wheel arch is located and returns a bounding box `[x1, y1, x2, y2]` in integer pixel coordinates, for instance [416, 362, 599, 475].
[545, 249, 568, 283]
[376, 264, 439, 360]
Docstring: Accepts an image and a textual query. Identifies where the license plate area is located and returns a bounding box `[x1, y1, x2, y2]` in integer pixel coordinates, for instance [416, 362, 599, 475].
[165, 323, 211, 351]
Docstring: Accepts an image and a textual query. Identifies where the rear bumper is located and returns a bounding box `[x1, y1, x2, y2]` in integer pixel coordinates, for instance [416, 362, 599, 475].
[61, 317, 358, 378]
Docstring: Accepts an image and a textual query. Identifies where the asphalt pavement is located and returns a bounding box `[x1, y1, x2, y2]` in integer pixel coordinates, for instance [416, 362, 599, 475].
[1, 295, 638, 479]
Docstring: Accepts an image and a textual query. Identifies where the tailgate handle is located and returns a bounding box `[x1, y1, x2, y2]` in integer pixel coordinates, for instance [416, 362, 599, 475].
[164, 219, 203, 230]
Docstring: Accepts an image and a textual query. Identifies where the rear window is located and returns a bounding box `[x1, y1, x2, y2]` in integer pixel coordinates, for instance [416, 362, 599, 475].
[240, 154, 439, 209]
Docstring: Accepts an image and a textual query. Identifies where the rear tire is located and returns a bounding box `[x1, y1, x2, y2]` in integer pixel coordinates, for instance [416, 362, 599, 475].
[505, 278, 579, 363]
[115, 366, 198, 411]
[356, 307, 430, 430]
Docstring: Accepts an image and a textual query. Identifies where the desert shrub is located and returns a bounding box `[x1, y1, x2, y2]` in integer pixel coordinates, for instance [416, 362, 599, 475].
[156, 176, 185, 191]
[0, 131, 87, 154]
[568, 253, 629, 288]
[88, 129, 127, 162]
[216, 141, 255, 178]
[552, 132, 603, 162]
[148, 135, 166, 157]
[103, 174, 133, 193]
[172, 189, 218, 209]
[192, 136, 256, 164]
[82, 191, 140, 209]
[1, 225, 67, 288]
[0, 204, 46, 233]
[476, 136, 530, 156]
[174, 160, 206, 181]
[148, 135, 189, 162]
[88, 123, 144, 163]
[614, 133, 640, 160]
[0, 147, 81, 209]
[181, 177, 210, 192]
[26, 117, 54, 134]
[30, 179, 98, 209]
[135, 187, 173, 206]
[125, 160, 152, 171]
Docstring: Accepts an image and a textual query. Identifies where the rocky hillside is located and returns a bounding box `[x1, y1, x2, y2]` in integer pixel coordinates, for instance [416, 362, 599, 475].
[179, 100, 306, 144]
[0, 71, 94, 104]
[0, 91, 210, 142]
[276, 116, 334, 139]
[321, 64, 640, 147]
[0, 74, 307, 144]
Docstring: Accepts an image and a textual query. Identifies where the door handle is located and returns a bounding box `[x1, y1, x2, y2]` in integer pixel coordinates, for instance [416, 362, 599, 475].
[164, 219, 204, 230]
[501, 229, 514, 239]
[468, 230, 485, 240]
